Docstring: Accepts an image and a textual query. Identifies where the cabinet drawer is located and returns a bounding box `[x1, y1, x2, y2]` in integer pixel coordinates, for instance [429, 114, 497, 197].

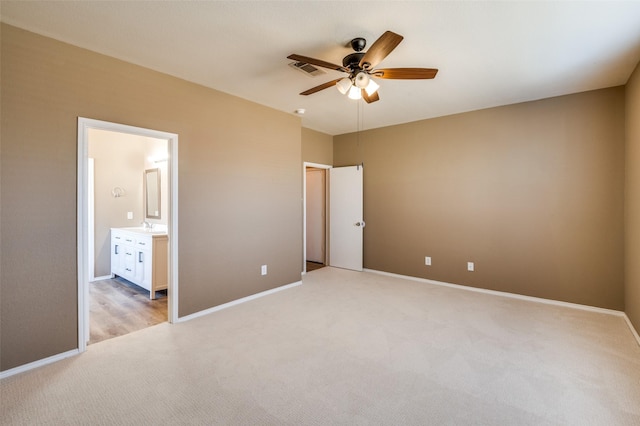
[122, 236, 136, 245]
[136, 238, 151, 249]
[111, 230, 136, 246]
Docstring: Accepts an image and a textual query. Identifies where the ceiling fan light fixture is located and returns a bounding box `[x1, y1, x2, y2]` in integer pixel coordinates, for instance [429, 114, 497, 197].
[364, 79, 380, 96]
[336, 77, 352, 95]
[290, 30, 437, 105]
[347, 85, 362, 100]
[354, 72, 370, 89]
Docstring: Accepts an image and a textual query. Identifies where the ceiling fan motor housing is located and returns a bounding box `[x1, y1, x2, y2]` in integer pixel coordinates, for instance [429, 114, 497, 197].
[342, 38, 367, 72]
[342, 52, 365, 71]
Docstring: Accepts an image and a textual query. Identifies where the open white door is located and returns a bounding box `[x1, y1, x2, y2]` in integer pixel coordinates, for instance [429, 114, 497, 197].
[329, 165, 364, 271]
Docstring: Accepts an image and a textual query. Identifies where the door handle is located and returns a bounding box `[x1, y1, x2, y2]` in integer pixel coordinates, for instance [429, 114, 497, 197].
[355, 221, 366, 228]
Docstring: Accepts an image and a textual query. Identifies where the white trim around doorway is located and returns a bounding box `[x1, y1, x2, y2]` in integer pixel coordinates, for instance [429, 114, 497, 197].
[77, 118, 179, 353]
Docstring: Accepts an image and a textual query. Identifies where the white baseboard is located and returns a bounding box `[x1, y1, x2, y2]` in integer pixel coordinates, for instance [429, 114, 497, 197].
[90, 274, 113, 283]
[1, 280, 303, 378]
[0, 349, 79, 380]
[5, 272, 637, 379]
[363, 268, 640, 347]
[176, 280, 302, 323]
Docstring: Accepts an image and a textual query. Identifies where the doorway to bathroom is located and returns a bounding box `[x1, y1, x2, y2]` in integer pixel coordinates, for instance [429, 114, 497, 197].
[77, 118, 179, 352]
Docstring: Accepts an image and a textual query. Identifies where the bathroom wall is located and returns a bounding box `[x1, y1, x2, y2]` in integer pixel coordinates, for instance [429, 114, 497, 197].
[88, 129, 168, 278]
[89, 129, 144, 277]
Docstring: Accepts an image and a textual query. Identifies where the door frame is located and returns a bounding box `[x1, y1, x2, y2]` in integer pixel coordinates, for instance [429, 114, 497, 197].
[302, 162, 331, 274]
[77, 117, 179, 352]
[88, 158, 96, 282]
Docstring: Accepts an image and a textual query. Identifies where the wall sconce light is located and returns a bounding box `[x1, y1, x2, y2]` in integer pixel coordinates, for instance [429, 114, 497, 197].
[111, 187, 125, 198]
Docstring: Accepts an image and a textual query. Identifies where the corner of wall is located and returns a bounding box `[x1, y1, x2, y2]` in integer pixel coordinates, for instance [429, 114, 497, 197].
[625, 59, 640, 332]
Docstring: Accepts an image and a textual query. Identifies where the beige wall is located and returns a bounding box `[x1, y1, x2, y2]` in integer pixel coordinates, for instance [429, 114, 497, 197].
[88, 130, 168, 278]
[1, 21, 635, 372]
[302, 127, 333, 165]
[335, 87, 625, 310]
[625, 62, 640, 331]
[0, 24, 302, 371]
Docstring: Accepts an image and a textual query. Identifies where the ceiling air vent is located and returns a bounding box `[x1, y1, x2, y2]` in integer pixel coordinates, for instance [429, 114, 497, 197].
[288, 61, 326, 77]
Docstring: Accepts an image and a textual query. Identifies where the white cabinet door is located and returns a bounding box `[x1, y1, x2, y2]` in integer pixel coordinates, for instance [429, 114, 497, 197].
[111, 231, 123, 275]
[136, 248, 152, 291]
[134, 249, 145, 287]
[111, 242, 120, 275]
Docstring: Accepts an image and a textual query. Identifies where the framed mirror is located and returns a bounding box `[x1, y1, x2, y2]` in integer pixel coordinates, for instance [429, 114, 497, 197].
[145, 168, 161, 219]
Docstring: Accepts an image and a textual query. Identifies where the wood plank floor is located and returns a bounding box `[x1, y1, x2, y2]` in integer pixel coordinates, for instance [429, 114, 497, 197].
[306, 261, 325, 272]
[90, 277, 167, 344]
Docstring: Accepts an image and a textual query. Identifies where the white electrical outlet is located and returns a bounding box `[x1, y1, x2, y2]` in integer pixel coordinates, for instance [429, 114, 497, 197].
[127, 211, 133, 220]
[261, 265, 267, 276]
[425, 256, 431, 266]
[467, 262, 474, 272]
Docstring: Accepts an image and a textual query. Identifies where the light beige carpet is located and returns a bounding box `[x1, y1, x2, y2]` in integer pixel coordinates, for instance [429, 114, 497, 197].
[2, 267, 639, 425]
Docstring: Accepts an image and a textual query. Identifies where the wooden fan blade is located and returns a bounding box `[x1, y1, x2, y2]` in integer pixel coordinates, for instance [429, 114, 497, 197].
[300, 78, 342, 96]
[359, 31, 404, 70]
[287, 54, 348, 72]
[362, 89, 380, 104]
[372, 68, 438, 79]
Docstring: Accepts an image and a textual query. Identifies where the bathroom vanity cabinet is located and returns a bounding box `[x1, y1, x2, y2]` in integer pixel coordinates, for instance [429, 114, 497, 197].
[110, 228, 168, 299]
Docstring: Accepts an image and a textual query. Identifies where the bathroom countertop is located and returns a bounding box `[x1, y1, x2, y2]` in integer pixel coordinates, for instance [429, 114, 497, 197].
[114, 227, 168, 237]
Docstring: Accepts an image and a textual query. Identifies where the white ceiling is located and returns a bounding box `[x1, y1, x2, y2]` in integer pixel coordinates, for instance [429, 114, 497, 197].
[2, 1, 640, 135]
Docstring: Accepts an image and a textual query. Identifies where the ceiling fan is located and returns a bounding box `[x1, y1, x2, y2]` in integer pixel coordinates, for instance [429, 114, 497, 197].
[287, 30, 438, 103]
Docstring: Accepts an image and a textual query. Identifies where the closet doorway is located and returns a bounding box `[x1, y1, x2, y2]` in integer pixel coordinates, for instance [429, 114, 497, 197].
[77, 118, 179, 353]
[303, 162, 331, 273]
